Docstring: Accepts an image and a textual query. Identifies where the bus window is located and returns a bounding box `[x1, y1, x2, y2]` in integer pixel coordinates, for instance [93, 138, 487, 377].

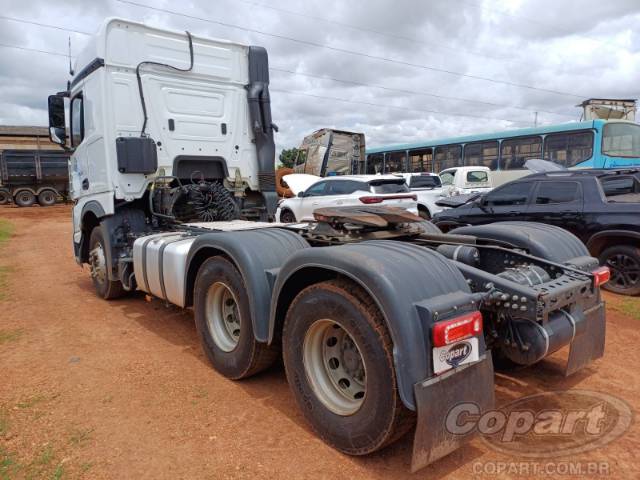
[409, 148, 433, 172]
[366, 153, 384, 174]
[500, 136, 542, 170]
[385, 151, 407, 173]
[602, 123, 640, 158]
[434, 145, 462, 172]
[544, 131, 594, 167]
[464, 141, 498, 168]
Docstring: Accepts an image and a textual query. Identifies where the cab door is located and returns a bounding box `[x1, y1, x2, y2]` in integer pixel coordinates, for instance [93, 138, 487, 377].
[526, 180, 584, 237]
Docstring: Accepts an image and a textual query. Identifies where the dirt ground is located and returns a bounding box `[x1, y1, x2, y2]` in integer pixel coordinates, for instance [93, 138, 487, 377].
[0, 205, 639, 479]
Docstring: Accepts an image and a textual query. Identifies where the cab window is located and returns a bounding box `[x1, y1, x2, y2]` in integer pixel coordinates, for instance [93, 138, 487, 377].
[440, 170, 455, 186]
[70, 94, 84, 147]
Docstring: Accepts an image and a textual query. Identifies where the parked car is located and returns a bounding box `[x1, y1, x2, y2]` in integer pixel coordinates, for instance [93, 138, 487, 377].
[439, 166, 493, 196]
[433, 168, 640, 295]
[393, 172, 445, 219]
[276, 175, 418, 222]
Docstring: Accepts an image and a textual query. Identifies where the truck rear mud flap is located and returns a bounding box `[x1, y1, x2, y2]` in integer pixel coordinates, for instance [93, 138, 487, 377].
[566, 302, 606, 376]
[411, 353, 494, 472]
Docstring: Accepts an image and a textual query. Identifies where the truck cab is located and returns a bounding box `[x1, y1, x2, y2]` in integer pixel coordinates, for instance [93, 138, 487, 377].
[47, 18, 277, 265]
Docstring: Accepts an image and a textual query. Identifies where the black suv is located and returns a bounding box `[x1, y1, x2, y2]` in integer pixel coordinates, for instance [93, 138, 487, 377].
[434, 169, 640, 295]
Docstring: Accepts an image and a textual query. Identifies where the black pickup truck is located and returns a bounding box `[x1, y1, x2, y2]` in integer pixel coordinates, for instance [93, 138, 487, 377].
[434, 169, 640, 295]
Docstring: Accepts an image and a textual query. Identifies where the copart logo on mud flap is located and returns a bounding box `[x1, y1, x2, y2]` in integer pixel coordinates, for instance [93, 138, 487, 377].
[440, 341, 471, 367]
[445, 390, 633, 457]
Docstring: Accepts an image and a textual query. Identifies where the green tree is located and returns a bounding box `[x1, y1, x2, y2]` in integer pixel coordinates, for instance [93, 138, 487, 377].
[278, 148, 299, 169]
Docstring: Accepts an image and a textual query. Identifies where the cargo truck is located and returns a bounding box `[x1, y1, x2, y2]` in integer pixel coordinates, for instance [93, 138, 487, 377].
[0, 149, 70, 206]
[46, 18, 608, 471]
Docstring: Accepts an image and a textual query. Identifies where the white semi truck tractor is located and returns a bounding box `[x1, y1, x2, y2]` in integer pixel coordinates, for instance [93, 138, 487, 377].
[47, 18, 609, 471]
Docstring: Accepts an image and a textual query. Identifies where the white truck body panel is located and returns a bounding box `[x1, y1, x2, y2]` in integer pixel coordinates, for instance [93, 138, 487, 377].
[69, 18, 260, 243]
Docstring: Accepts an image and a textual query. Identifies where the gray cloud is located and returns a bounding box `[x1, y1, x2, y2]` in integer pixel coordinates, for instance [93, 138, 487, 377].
[0, 0, 638, 153]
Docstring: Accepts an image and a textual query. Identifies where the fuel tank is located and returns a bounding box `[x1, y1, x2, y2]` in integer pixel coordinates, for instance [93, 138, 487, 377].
[132, 232, 196, 307]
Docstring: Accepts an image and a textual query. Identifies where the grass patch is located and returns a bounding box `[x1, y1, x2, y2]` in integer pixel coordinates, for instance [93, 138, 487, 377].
[609, 297, 640, 321]
[0, 447, 20, 480]
[0, 219, 13, 301]
[0, 220, 12, 246]
[0, 328, 22, 345]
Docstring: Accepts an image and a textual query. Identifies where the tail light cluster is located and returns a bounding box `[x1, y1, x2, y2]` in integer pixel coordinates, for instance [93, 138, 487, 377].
[592, 266, 610, 288]
[358, 194, 417, 204]
[432, 311, 483, 347]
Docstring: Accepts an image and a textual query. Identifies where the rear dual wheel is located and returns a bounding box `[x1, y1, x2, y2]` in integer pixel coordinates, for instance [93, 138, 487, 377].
[0, 189, 10, 205]
[282, 280, 414, 455]
[38, 189, 57, 206]
[14, 190, 35, 207]
[194, 257, 278, 379]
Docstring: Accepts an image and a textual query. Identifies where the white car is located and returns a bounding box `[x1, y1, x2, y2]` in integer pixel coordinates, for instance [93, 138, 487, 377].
[439, 166, 494, 196]
[276, 175, 419, 223]
[394, 172, 446, 220]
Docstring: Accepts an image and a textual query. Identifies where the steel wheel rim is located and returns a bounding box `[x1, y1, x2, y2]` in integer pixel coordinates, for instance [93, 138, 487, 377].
[607, 254, 640, 289]
[42, 192, 55, 203]
[302, 319, 366, 416]
[89, 242, 107, 284]
[18, 192, 32, 203]
[205, 282, 241, 352]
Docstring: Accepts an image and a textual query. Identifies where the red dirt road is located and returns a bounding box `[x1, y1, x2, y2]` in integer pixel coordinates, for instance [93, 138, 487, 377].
[0, 205, 639, 479]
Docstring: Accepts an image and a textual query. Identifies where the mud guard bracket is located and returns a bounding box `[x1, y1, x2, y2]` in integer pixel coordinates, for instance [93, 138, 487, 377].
[412, 352, 495, 472]
[566, 301, 606, 376]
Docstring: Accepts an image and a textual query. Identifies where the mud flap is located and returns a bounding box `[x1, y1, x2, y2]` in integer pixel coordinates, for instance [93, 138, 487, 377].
[566, 301, 606, 376]
[411, 353, 495, 472]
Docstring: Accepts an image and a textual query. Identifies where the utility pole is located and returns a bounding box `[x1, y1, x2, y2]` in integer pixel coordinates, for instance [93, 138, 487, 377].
[534, 111, 538, 127]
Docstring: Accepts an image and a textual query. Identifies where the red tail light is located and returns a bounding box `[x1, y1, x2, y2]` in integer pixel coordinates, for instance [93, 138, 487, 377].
[432, 311, 483, 347]
[592, 266, 610, 288]
[358, 194, 417, 204]
[359, 196, 384, 204]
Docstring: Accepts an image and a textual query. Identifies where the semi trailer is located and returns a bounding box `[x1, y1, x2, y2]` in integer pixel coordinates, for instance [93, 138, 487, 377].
[0, 149, 70, 206]
[47, 18, 608, 471]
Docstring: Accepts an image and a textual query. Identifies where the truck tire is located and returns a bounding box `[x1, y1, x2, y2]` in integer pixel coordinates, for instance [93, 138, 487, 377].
[89, 227, 125, 300]
[194, 257, 278, 379]
[37, 189, 57, 207]
[279, 209, 296, 223]
[14, 190, 35, 207]
[599, 245, 640, 296]
[282, 279, 414, 455]
[0, 189, 10, 205]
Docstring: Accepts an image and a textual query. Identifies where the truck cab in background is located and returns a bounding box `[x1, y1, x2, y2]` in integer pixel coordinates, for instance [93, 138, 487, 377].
[47, 18, 277, 268]
[439, 166, 493, 196]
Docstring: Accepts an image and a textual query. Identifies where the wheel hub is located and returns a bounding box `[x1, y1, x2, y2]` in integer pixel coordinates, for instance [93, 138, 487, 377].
[303, 319, 366, 416]
[607, 254, 640, 289]
[89, 243, 107, 284]
[205, 282, 241, 352]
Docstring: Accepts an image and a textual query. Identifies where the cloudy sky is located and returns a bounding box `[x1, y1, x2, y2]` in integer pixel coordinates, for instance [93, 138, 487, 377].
[1, 0, 639, 153]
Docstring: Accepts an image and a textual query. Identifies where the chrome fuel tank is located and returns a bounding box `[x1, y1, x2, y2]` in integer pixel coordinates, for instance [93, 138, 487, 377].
[132, 232, 195, 307]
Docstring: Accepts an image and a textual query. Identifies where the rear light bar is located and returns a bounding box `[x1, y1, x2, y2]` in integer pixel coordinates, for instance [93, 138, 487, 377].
[358, 194, 417, 204]
[432, 311, 483, 347]
[592, 266, 611, 288]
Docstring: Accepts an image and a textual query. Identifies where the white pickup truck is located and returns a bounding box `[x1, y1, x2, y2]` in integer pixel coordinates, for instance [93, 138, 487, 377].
[439, 166, 494, 196]
[393, 172, 445, 220]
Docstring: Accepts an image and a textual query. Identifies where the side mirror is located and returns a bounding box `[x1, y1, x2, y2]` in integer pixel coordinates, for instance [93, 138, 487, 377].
[48, 95, 66, 146]
[297, 191, 304, 198]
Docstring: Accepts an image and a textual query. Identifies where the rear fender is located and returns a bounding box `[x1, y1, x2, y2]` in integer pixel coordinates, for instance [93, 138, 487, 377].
[269, 240, 485, 410]
[184, 228, 309, 342]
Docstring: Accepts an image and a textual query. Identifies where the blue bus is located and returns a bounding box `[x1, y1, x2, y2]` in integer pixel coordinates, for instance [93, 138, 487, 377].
[365, 120, 640, 185]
